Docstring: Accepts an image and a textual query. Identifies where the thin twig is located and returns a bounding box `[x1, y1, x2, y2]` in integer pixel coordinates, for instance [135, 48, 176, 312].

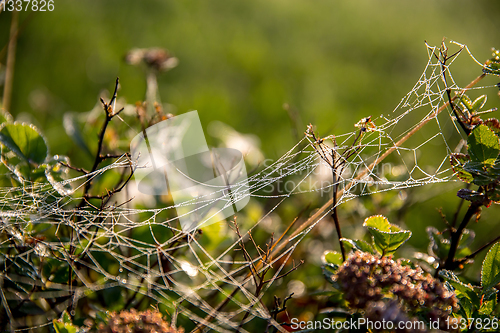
[59, 161, 88, 174]
[263, 260, 303, 284]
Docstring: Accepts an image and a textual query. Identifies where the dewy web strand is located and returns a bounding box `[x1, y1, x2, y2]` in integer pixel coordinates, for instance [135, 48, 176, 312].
[0, 42, 496, 332]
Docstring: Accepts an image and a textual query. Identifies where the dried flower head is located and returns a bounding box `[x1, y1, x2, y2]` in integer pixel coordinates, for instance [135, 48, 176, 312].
[334, 251, 459, 332]
[126, 48, 179, 72]
[95, 308, 183, 333]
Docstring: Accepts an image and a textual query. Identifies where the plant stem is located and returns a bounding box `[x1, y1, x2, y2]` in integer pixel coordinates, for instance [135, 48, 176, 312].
[2, 11, 18, 112]
[332, 172, 346, 261]
[441, 201, 481, 272]
[451, 184, 470, 228]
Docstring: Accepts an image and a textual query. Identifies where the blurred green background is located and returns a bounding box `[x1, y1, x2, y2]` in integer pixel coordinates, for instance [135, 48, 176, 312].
[1, 0, 498, 159]
[1, 0, 500, 330]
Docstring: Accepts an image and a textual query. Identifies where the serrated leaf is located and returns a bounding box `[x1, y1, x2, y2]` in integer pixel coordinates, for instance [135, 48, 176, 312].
[363, 215, 392, 232]
[481, 242, 500, 290]
[52, 319, 77, 333]
[61, 310, 71, 324]
[0, 123, 48, 165]
[439, 270, 480, 307]
[468, 124, 500, 164]
[0, 109, 13, 124]
[462, 161, 497, 186]
[457, 296, 474, 318]
[450, 153, 473, 183]
[479, 298, 496, 316]
[323, 251, 343, 266]
[482, 286, 498, 301]
[484, 118, 500, 135]
[369, 228, 412, 255]
[363, 216, 410, 255]
[340, 238, 374, 254]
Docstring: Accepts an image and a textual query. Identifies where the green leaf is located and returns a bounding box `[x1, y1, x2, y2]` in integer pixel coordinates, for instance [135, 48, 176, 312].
[369, 229, 412, 255]
[322, 251, 342, 286]
[460, 94, 473, 111]
[468, 124, 499, 164]
[51, 263, 70, 284]
[61, 310, 71, 324]
[487, 187, 500, 204]
[0, 109, 13, 124]
[484, 48, 500, 75]
[340, 238, 374, 254]
[450, 153, 473, 183]
[322, 264, 340, 289]
[484, 118, 500, 136]
[456, 229, 474, 259]
[323, 251, 343, 266]
[479, 298, 496, 316]
[14, 163, 48, 183]
[481, 242, 500, 290]
[463, 161, 498, 186]
[472, 95, 487, 112]
[482, 286, 498, 303]
[457, 297, 474, 319]
[439, 270, 480, 307]
[363, 215, 392, 232]
[0, 123, 48, 165]
[451, 149, 500, 186]
[52, 319, 77, 333]
[363, 215, 411, 255]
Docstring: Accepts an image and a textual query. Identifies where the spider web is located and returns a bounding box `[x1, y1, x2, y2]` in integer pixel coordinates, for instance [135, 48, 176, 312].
[0, 42, 498, 332]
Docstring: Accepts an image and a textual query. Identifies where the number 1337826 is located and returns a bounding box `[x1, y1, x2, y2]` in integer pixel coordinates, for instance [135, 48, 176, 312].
[1, 0, 54, 11]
